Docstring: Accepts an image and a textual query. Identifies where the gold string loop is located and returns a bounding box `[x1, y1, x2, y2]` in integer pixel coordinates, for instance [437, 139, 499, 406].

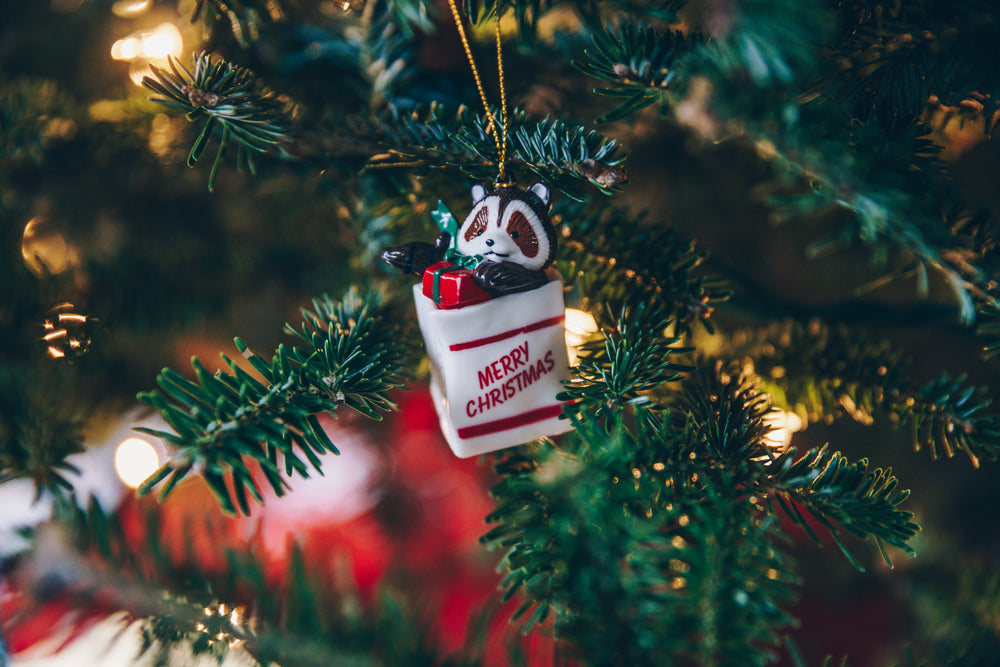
[445, 0, 510, 187]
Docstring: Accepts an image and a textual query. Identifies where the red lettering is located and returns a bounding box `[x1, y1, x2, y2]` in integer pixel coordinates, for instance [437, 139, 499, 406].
[466, 400, 477, 418]
[504, 378, 516, 399]
[478, 366, 495, 390]
[512, 370, 525, 392]
[478, 342, 533, 392]
[534, 359, 546, 376]
[544, 349, 554, 372]
[478, 394, 491, 414]
[501, 354, 514, 375]
[489, 387, 502, 406]
[526, 364, 539, 384]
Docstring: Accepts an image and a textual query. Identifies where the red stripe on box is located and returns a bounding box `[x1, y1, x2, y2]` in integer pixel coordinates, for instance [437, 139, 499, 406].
[457, 404, 564, 439]
[449, 315, 565, 351]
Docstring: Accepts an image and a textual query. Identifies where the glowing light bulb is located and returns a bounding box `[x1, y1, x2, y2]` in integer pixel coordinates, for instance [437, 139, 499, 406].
[111, 22, 182, 70]
[111, 36, 142, 61]
[141, 23, 183, 59]
[114, 437, 160, 488]
[564, 308, 599, 365]
[761, 410, 805, 454]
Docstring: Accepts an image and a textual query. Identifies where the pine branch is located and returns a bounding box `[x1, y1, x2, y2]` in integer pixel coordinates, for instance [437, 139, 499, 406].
[738, 319, 909, 425]
[464, 0, 680, 36]
[482, 427, 682, 664]
[894, 373, 999, 466]
[574, 23, 702, 122]
[673, 360, 774, 465]
[664, 356, 919, 573]
[574, 2, 998, 322]
[670, 484, 798, 667]
[555, 203, 731, 333]
[736, 319, 1000, 466]
[484, 409, 800, 665]
[0, 367, 85, 502]
[370, 105, 627, 199]
[639, 0, 831, 95]
[142, 52, 291, 192]
[191, 0, 292, 47]
[829, 0, 1000, 131]
[463, 0, 558, 33]
[763, 446, 919, 570]
[278, 0, 419, 107]
[977, 303, 1000, 359]
[557, 301, 688, 423]
[8, 500, 476, 667]
[136, 288, 419, 515]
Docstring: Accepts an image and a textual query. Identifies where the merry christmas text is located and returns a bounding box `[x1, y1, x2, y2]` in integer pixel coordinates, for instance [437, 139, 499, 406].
[467, 341, 555, 417]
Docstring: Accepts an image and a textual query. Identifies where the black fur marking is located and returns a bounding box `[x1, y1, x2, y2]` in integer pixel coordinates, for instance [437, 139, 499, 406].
[467, 182, 556, 270]
[474, 261, 550, 295]
[381, 184, 557, 301]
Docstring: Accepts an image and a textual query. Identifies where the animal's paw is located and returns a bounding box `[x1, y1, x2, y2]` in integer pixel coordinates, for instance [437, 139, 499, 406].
[474, 261, 549, 296]
[381, 241, 444, 277]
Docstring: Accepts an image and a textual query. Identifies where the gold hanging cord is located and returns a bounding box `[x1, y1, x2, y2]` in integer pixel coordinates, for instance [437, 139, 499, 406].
[445, 0, 510, 186]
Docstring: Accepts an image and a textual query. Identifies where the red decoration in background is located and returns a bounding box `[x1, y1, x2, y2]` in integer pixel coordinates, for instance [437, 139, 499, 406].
[2, 387, 553, 665]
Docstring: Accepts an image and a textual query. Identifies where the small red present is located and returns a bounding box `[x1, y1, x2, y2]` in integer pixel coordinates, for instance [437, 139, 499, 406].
[422, 260, 491, 309]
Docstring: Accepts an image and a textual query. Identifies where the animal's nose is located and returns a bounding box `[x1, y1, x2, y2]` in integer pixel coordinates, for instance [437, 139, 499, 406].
[485, 239, 494, 246]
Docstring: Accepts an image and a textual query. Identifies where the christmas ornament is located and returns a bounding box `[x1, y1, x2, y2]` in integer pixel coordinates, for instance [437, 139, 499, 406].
[380, 3, 571, 457]
[42, 302, 96, 361]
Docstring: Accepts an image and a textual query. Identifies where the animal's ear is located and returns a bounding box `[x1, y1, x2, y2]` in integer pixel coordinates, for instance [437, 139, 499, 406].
[529, 182, 550, 206]
[471, 183, 488, 205]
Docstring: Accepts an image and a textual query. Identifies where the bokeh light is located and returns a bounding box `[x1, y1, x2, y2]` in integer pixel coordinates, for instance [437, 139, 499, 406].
[564, 307, 600, 365]
[761, 410, 805, 454]
[111, 22, 183, 86]
[22, 216, 76, 276]
[111, 0, 152, 18]
[114, 437, 161, 488]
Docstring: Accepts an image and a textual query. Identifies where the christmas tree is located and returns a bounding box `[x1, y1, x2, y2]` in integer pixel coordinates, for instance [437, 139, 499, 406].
[3, 0, 1000, 664]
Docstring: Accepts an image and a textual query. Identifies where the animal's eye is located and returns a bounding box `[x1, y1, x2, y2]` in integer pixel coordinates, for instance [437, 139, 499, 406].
[505, 211, 539, 258]
[464, 207, 489, 242]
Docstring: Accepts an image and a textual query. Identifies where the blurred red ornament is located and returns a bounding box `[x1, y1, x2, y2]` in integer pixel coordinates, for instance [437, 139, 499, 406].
[2, 387, 544, 663]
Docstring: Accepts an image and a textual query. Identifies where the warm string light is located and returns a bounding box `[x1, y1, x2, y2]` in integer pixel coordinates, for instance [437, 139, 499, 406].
[760, 410, 805, 455]
[110, 23, 182, 61]
[564, 308, 599, 365]
[110, 22, 183, 86]
[114, 437, 161, 487]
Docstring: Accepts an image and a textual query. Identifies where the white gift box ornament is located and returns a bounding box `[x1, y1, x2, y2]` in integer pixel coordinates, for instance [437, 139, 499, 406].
[413, 278, 572, 457]
[382, 183, 573, 456]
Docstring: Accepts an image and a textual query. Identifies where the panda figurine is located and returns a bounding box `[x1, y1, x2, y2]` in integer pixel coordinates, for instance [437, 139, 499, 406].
[382, 182, 555, 297]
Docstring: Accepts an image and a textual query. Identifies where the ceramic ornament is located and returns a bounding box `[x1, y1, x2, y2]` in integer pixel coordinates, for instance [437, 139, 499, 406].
[382, 183, 572, 457]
